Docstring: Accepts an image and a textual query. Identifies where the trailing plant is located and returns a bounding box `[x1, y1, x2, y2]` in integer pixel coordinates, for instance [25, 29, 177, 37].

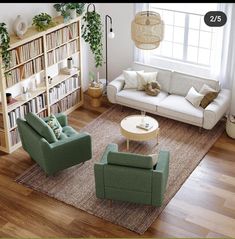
[32, 13, 54, 31]
[0, 22, 11, 72]
[82, 9, 103, 68]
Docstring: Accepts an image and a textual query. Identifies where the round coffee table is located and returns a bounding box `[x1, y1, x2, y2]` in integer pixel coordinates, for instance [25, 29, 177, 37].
[120, 115, 160, 150]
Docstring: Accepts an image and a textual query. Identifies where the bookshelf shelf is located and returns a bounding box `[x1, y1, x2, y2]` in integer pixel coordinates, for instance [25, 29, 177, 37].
[5, 53, 44, 73]
[0, 16, 83, 153]
[49, 70, 80, 89]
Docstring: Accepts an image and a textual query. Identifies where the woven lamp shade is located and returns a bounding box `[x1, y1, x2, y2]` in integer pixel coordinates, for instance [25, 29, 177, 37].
[131, 11, 164, 50]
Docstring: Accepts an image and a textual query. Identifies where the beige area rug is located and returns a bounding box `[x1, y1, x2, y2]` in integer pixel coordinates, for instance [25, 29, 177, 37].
[15, 105, 225, 234]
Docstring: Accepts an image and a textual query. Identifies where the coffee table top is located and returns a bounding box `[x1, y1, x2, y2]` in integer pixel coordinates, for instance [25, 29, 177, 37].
[120, 115, 159, 141]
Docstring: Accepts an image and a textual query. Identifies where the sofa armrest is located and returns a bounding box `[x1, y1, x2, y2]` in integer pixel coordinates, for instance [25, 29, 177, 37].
[99, 143, 118, 165]
[107, 75, 125, 103]
[203, 89, 231, 129]
[152, 150, 170, 206]
[94, 143, 118, 199]
[55, 113, 68, 127]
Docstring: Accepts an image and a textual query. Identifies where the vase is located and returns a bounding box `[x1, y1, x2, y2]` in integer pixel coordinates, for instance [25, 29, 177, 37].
[13, 15, 28, 39]
[68, 9, 77, 19]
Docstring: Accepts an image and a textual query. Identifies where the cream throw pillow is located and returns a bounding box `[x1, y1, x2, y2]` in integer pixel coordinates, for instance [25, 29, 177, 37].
[199, 84, 217, 95]
[136, 71, 158, 90]
[123, 70, 144, 89]
[185, 87, 204, 108]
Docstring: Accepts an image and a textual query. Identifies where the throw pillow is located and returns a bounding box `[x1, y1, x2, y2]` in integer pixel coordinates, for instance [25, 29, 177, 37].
[199, 84, 217, 95]
[199, 84, 219, 109]
[46, 114, 63, 139]
[136, 71, 158, 90]
[200, 91, 219, 109]
[144, 81, 161, 96]
[123, 70, 144, 89]
[185, 87, 204, 108]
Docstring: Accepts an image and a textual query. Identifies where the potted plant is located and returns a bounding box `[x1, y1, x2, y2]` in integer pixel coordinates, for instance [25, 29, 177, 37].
[53, 3, 70, 22]
[32, 13, 54, 31]
[0, 22, 11, 72]
[54, 3, 86, 21]
[66, 3, 86, 19]
[82, 5, 103, 68]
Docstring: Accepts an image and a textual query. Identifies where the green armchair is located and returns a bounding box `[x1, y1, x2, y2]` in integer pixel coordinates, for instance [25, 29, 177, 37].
[94, 143, 170, 207]
[17, 112, 92, 176]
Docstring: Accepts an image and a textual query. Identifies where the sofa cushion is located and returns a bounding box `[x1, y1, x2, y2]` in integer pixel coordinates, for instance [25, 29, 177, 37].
[132, 62, 172, 92]
[25, 112, 57, 143]
[116, 89, 168, 112]
[170, 71, 220, 96]
[158, 95, 204, 125]
[59, 126, 78, 140]
[107, 151, 153, 169]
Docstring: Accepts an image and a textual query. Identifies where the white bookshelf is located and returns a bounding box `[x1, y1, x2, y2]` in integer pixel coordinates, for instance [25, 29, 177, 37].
[0, 16, 83, 153]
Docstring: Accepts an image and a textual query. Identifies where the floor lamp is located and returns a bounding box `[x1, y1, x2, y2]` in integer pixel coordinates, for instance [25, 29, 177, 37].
[105, 15, 115, 93]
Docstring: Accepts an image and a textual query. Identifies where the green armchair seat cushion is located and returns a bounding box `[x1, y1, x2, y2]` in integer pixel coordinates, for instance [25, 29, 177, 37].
[94, 143, 170, 207]
[25, 112, 57, 143]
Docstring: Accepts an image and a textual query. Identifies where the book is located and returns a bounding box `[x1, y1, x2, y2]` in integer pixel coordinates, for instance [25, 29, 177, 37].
[136, 122, 153, 131]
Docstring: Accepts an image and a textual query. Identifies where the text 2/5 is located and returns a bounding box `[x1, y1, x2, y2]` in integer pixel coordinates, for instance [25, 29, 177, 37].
[204, 11, 227, 27]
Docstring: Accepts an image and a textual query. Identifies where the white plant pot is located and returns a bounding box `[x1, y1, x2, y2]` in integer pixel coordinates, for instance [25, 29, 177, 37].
[68, 9, 77, 19]
[226, 116, 235, 139]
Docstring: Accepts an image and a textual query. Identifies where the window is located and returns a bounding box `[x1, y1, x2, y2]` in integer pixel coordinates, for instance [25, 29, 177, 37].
[146, 3, 219, 76]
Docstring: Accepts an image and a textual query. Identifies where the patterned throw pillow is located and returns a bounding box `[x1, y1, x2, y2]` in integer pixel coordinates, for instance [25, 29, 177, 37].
[46, 114, 63, 139]
[136, 71, 158, 90]
[144, 81, 161, 96]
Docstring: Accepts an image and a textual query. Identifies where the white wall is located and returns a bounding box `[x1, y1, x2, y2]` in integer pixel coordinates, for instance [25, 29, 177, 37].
[97, 3, 134, 82]
[0, 3, 92, 92]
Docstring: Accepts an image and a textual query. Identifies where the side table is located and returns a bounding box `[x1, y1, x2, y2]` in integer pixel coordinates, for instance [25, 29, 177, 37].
[87, 85, 103, 107]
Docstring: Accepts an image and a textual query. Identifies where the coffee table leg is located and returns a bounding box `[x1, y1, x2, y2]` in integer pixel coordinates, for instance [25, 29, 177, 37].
[126, 139, 129, 151]
[156, 134, 159, 145]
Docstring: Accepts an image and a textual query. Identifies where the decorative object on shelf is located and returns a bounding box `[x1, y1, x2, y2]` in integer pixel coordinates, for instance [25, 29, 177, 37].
[53, 3, 70, 22]
[82, 3, 103, 68]
[32, 12, 54, 31]
[21, 86, 31, 100]
[226, 114, 235, 139]
[66, 3, 86, 18]
[13, 15, 28, 39]
[6, 93, 12, 104]
[131, 11, 164, 50]
[48, 76, 52, 84]
[60, 67, 77, 75]
[0, 22, 11, 72]
[104, 14, 115, 92]
[67, 57, 73, 69]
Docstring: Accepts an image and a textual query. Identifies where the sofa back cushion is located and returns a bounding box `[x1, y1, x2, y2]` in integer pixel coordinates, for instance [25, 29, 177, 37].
[107, 151, 153, 169]
[25, 112, 57, 143]
[132, 62, 172, 92]
[170, 71, 220, 96]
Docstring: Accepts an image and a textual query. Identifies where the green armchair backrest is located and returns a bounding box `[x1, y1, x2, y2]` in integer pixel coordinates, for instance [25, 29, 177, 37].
[17, 113, 92, 176]
[94, 143, 170, 207]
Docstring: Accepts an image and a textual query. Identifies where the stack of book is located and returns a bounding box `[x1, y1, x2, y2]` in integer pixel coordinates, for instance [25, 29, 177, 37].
[136, 121, 153, 131]
[10, 128, 20, 146]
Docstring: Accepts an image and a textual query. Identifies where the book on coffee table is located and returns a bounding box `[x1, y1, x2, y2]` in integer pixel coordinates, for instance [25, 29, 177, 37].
[136, 122, 153, 131]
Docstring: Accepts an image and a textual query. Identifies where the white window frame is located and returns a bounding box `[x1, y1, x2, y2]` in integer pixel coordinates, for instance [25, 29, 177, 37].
[147, 4, 218, 78]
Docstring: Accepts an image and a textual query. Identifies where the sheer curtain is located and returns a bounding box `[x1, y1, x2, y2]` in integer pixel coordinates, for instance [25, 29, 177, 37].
[210, 3, 235, 114]
[133, 3, 150, 64]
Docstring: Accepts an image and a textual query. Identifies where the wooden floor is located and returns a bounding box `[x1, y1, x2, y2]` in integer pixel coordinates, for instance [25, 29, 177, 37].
[0, 95, 235, 238]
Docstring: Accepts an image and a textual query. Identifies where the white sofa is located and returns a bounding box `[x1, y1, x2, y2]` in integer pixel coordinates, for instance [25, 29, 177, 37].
[107, 62, 231, 129]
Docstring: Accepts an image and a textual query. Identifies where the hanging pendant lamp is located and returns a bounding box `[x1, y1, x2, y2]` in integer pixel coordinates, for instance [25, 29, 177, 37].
[131, 11, 164, 50]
